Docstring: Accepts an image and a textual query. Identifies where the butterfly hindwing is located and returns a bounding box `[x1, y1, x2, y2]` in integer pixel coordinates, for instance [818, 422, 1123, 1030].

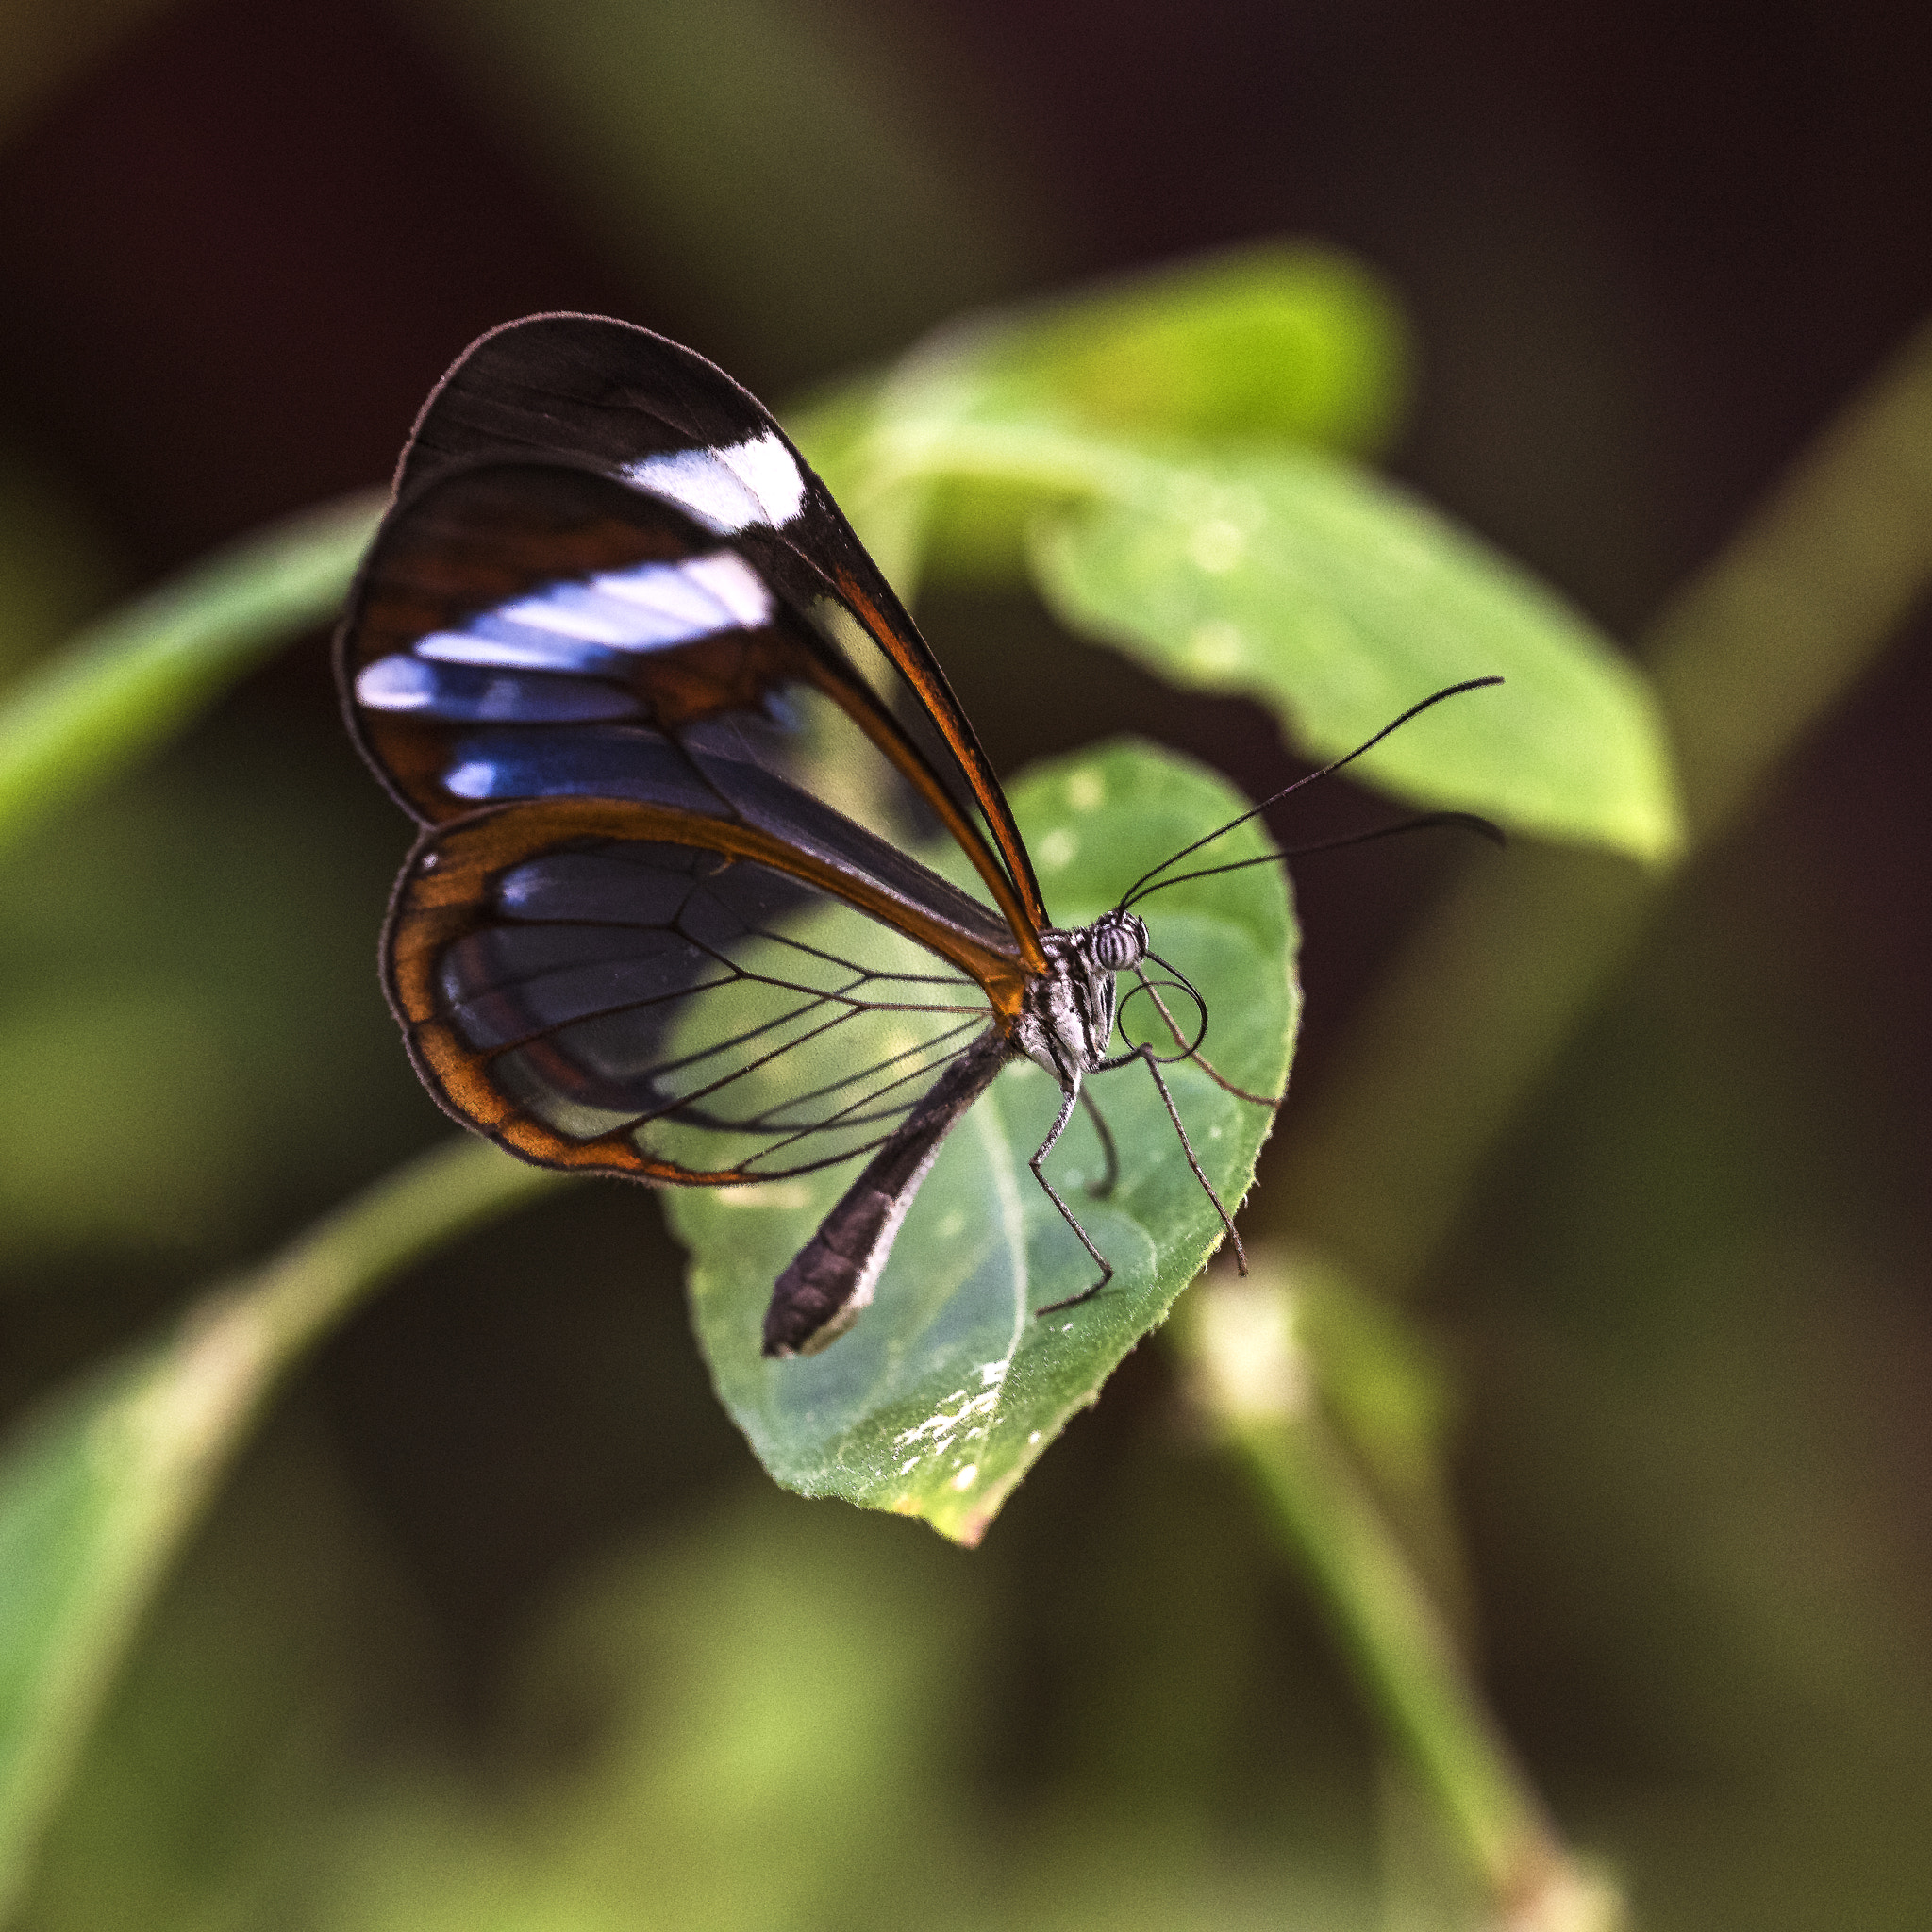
[387, 798, 1021, 1182]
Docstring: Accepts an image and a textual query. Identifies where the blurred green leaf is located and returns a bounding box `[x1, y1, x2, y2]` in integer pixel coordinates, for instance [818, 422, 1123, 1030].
[802, 274, 1678, 858]
[828, 409, 1676, 858]
[947, 241, 1410, 453]
[0, 492, 378, 864]
[21, 1424, 434, 1932]
[1033, 444, 1682, 859]
[315, 1484, 1382, 1932]
[1176, 1269, 1607, 1922]
[324, 1495, 976, 1932]
[0, 739, 433, 1264]
[1286, 1250, 1457, 1502]
[674, 741, 1299, 1545]
[1254, 1250, 1476, 1640]
[0, 987, 250, 1253]
[0, 1139, 563, 1922]
[793, 240, 1412, 588]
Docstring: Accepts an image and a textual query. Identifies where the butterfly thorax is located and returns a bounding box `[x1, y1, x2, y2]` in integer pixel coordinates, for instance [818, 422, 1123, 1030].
[1011, 910, 1148, 1087]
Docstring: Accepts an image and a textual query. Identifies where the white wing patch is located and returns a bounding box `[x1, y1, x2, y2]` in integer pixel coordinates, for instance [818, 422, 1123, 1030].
[355, 655, 441, 710]
[624, 429, 808, 535]
[716, 429, 808, 525]
[371, 550, 777, 691]
[678, 550, 776, 628]
[355, 541, 784, 722]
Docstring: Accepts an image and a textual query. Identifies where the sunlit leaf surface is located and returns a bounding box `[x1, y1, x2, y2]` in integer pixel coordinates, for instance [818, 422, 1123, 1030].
[794, 240, 1412, 590]
[674, 741, 1299, 1543]
[940, 240, 1411, 454]
[1033, 446, 1684, 860]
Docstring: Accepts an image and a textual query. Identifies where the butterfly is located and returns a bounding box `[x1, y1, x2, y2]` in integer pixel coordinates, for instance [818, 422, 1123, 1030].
[337, 313, 1493, 1357]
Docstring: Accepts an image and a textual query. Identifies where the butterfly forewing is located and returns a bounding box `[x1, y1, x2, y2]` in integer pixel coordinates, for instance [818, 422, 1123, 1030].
[397, 313, 799, 498]
[388, 312, 1050, 942]
[350, 462, 838, 814]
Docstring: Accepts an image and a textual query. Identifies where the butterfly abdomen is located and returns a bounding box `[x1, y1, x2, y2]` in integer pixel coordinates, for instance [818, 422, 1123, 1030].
[761, 1028, 1013, 1357]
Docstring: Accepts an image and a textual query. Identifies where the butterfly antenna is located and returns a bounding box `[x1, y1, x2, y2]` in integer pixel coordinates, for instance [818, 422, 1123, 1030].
[1140, 1043, 1248, 1273]
[1138, 808, 1505, 899]
[1116, 676, 1502, 910]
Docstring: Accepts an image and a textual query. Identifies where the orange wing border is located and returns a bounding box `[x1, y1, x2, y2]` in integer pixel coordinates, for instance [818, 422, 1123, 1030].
[829, 568, 1052, 956]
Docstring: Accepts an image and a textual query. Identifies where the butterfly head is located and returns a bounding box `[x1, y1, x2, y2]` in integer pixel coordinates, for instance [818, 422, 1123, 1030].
[1089, 908, 1149, 974]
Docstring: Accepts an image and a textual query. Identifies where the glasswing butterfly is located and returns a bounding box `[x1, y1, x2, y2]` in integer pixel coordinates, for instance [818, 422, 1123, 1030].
[338, 314, 1492, 1358]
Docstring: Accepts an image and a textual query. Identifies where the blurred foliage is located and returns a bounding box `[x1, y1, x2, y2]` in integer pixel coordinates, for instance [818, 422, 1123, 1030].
[14, 1418, 1392, 1931]
[0, 229, 1672, 1924]
[792, 252, 1682, 862]
[0, 497, 378, 863]
[0, 0, 175, 146]
[0, 1132, 560, 1920]
[947, 244, 1412, 455]
[855, 243, 1414, 587]
[1031, 449, 1678, 858]
[0, 7, 1927, 1932]
[0, 726, 435, 1266]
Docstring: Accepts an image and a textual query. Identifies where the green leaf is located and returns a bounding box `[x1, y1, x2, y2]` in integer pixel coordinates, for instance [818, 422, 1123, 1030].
[945, 240, 1411, 453]
[805, 337, 1681, 860]
[791, 240, 1411, 591]
[1032, 444, 1685, 861]
[672, 741, 1300, 1545]
[0, 1139, 564, 1921]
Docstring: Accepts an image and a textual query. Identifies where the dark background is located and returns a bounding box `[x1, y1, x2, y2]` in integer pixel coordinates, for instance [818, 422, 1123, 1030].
[2, 2, 1929, 1925]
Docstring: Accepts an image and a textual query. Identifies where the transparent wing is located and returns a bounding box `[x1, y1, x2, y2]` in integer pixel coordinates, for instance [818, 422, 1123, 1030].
[389, 800, 1010, 1182]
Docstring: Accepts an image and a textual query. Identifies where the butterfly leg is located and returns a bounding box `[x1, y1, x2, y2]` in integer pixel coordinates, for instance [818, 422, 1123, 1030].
[1078, 1086, 1120, 1199]
[1031, 1079, 1118, 1319]
[1135, 1044, 1247, 1273]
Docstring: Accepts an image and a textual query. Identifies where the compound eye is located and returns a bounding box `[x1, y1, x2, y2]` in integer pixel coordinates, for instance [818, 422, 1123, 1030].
[1092, 915, 1144, 972]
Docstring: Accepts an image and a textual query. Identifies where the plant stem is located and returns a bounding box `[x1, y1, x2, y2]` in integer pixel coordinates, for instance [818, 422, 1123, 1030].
[1265, 313, 1932, 1294]
[0, 1137, 568, 1922]
[1178, 1269, 1622, 1930]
